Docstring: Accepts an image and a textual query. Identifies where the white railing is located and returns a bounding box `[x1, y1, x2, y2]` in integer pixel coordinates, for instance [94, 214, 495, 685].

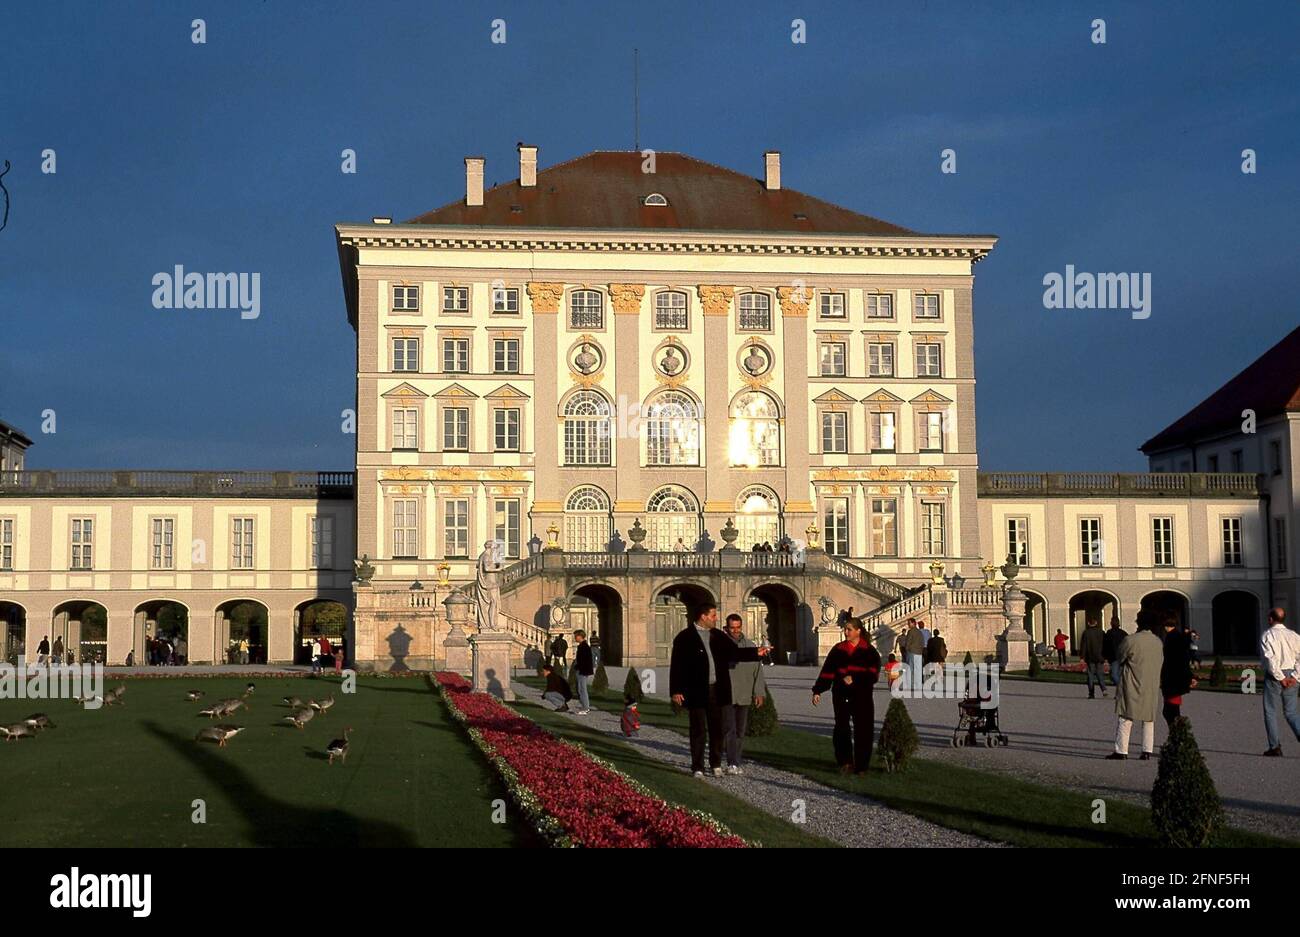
[860, 586, 931, 631]
[947, 588, 1002, 608]
[499, 613, 548, 649]
[653, 552, 721, 571]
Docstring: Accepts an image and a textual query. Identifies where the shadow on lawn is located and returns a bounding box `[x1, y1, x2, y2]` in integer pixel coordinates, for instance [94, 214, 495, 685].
[142, 721, 417, 847]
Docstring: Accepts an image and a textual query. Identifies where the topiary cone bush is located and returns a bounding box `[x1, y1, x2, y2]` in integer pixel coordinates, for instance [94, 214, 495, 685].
[1209, 656, 1226, 688]
[622, 667, 643, 703]
[1151, 716, 1224, 848]
[534, 652, 547, 678]
[592, 659, 610, 693]
[878, 698, 920, 772]
[962, 650, 973, 667]
[1028, 653, 1042, 680]
[746, 692, 779, 736]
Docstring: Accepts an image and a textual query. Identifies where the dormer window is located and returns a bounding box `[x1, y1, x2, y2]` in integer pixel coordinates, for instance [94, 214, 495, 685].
[643, 193, 668, 207]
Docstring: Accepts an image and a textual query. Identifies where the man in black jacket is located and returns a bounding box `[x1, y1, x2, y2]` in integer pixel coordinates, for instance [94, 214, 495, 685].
[669, 603, 767, 777]
[1102, 619, 1125, 687]
[572, 630, 594, 714]
[540, 663, 572, 712]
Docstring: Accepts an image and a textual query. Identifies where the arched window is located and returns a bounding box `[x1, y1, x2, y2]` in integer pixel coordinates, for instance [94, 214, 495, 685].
[738, 292, 771, 331]
[736, 486, 781, 550]
[563, 391, 612, 465]
[729, 391, 781, 467]
[654, 290, 688, 330]
[564, 486, 611, 552]
[569, 290, 604, 330]
[646, 486, 700, 552]
[645, 391, 700, 466]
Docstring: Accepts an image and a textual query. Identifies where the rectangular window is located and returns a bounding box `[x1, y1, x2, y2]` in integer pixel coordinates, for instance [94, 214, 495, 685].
[867, 342, 894, 376]
[494, 499, 521, 559]
[1222, 516, 1243, 567]
[1152, 516, 1174, 567]
[493, 338, 520, 374]
[442, 408, 469, 451]
[1007, 517, 1029, 566]
[151, 517, 174, 570]
[821, 412, 848, 453]
[654, 291, 688, 330]
[918, 411, 944, 452]
[494, 408, 520, 451]
[913, 293, 940, 319]
[391, 407, 418, 449]
[492, 287, 519, 314]
[444, 499, 470, 558]
[819, 293, 846, 319]
[71, 517, 94, 570]
[442, 338, 469, 373]
[920, 502, 945, 556]
[819, 342, 846, 376]
[442, 286, 469, 313]
[1080, 517, 1103, 566]
[1270, 440, 1283, 475]
[1, 518, 14, 571]
[872, 498, 897, 557]
[870, 411, 896, 452]
[1207, 454, 1219, 472]
[823, 498, 849, 557]
[570, 291, 604, 330]
[1231, 449, 1243, 472]
[1277, 517, 1289, 573]
[231, 517, 254, 569]
[738, 294, 772, 331]
[392, 285, 420, 311]
[392, 500, 418, 558]
[311, 515, 334, 569]
[915, 342, 942, 377]
[866, 293, 894, 318]
[392, 337, 419, 372]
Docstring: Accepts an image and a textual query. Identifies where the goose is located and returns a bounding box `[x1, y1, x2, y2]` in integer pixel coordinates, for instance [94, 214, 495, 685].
[1, 723, 36, 741]
[326, 727, 352, 765]
[103, 685, 126, 706]
[217, 698, 247, 716]
[22, 714, 55, 731]
[309, 693, 335, 713]
[75, 692, 98, 705]
[283, 696, 306, 709]
[186, 690, 205, 702]
[242, 682, 256, 699]
[195, 725, 245, 747]
[283, 706, 316, 730]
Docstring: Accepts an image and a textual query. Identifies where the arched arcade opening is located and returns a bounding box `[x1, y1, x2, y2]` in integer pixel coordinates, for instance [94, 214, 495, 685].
[1212, 590, 1260, 656]
[216, 599, 269, 665]
[52, 600, 108, 665]
[134, 600, 189, 666]
[569, 583, 624, 666]
[651, 583, 715, 664]
[294, 599, 349, 666]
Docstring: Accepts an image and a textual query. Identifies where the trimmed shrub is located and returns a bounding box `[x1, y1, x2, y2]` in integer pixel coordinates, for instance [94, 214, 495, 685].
[962, 650, 973, 667]
[622, 667, 643, 703]
[878, 698, 919, 773]
[746, 692, 779, 736]
[1028, 654, 1042, 680]
[593, 659, 610, 693]
[1151, 716, 1224, 848]
[1209, 656, 1227, 688]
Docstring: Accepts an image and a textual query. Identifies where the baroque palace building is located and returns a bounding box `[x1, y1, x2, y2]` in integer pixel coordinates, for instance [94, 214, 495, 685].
[0, 146, 1294, 669]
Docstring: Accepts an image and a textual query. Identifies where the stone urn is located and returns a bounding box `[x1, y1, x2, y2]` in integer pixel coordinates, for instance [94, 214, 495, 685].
[720, 518, 739, 551]
[628, 518, 647, 551]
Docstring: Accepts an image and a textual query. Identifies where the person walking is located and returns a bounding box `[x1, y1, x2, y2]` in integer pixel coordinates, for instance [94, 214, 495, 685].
[36, 635, 50, 667]
[550, 633, 568, 669]
[572, 629, 594, 714]
[1053, 629, 1068, 666]
[1160, 614, 1196, 728]
[669, 603, 767, 777]
[1080, 618, 1107, 699]
[902, 619, 927, 691]
[239, 637, 250, 665]
[812, 618, 881, 775]
[1261, 607, 1300, 756]
[925, 627, 948, 677]
[1108, 612, 1164, 760]
[1102, 618, 1125, 687]
[310, 637, 323, 674]
[720, 613, 767, 775]
[320, 635, 333, 672]
[51, 636, 64, 667]
[540, 663, 572, 712]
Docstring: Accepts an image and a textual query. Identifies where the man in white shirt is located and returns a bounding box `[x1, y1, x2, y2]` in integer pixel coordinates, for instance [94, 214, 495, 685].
[1261, 607, 1300, 756]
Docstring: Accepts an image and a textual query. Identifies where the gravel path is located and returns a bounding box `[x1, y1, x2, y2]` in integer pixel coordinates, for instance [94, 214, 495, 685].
[511, 678, 998, 848]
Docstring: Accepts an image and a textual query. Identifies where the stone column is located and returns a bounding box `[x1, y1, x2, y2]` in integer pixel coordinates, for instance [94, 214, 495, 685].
[352, 581, 378, 672]
[699, 286, 734, 507]
[528, 282, 565, 536]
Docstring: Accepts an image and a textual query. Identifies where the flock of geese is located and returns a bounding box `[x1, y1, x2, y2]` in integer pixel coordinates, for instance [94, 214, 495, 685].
[1, 681, 352, 765]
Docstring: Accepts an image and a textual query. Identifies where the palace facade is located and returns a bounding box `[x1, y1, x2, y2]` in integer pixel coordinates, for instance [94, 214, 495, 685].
[1, 146, 1294, 668]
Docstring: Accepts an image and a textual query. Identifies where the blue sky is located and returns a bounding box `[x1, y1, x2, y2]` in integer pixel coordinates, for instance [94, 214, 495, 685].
[2, 0, 1297, 471]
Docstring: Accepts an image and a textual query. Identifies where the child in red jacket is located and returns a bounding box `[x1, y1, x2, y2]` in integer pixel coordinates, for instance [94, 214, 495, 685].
[621, 697, 641, 737]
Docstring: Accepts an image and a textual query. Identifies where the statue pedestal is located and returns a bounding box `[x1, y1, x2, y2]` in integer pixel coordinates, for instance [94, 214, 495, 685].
[472, 631, 515, 701]
[444, 629, 471, 677]
[998, 629, 1032, 670]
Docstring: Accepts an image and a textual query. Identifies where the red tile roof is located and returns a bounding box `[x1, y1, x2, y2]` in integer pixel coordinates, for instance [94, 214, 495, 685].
[1141, 323, 1300, 453]
[405, 151, 920, 235]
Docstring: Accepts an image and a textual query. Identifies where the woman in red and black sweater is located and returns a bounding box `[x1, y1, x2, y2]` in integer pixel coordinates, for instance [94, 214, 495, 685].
[813, 618, 882, 774]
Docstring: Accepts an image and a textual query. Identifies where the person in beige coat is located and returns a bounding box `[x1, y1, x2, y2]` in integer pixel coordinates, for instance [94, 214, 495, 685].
[1108, 611, 1164, 760]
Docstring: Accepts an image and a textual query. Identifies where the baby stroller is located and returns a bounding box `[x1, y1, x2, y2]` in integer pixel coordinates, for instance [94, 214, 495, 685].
[951, 696, 1009, 748]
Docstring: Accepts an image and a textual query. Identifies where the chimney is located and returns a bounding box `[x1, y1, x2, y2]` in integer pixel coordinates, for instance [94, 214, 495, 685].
[518, 143, 538, 187]
[764, 150, 781, 191]
[465, 156, 485, 207]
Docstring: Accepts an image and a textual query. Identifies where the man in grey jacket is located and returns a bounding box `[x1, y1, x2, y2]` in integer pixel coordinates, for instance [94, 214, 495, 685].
[721, 614, 767, 775]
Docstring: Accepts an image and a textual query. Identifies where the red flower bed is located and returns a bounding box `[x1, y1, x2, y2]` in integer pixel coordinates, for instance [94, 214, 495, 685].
[435, 672, 746, 848]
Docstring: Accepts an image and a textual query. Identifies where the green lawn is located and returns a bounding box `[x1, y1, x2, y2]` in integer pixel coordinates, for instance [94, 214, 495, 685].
[0, 675, 531, 847]
[513, 697, 837, 848]
[533, 678, 1291, 849]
